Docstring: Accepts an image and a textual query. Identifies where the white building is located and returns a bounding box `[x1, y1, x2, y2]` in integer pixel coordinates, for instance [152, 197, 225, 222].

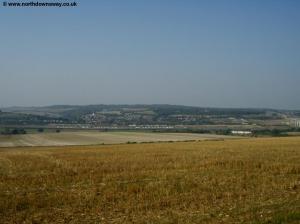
[290, 119, 300, 127]
[231, 130, 252, 135]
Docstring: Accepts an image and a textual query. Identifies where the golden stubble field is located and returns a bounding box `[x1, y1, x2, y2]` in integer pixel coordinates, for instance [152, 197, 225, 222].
[0, 137, 300, 223]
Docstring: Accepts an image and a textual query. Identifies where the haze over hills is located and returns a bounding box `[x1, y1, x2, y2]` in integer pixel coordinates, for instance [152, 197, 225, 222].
[1, 1, 300, 110]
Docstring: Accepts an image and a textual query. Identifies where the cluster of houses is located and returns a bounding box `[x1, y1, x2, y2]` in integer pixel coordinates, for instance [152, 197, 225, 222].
[288, 119, 300, 128]
[294, 119, 300, 127]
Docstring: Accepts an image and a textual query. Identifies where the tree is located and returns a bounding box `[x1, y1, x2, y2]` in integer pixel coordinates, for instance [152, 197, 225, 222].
[12, 129, 19, 135]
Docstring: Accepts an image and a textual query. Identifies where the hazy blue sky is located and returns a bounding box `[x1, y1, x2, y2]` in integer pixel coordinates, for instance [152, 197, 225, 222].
[0, 0, 299, 109]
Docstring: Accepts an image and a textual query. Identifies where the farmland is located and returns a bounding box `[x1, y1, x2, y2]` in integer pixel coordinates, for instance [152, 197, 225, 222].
[0, 137, 299, 223]
[0, 131, 239, 147]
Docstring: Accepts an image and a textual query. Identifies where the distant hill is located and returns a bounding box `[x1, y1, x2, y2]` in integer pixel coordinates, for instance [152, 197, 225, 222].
[0, 104, 299, 127]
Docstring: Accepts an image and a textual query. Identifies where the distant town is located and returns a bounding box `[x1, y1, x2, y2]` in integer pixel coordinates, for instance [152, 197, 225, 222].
[0, 104, 299, 136]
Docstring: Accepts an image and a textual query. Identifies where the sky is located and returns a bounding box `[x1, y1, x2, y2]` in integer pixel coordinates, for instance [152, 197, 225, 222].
[0, 0, 299, 109]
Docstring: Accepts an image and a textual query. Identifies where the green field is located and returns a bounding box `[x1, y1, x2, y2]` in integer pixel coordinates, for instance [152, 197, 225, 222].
[0, 137, 299, 223]
[0, 131, 239, 147]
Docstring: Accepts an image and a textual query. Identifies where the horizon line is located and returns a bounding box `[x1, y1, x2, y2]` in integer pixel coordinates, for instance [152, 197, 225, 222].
[1, 103, 299, 112]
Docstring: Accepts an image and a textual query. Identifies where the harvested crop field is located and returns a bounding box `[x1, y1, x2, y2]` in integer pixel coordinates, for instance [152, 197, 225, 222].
[0, 131, 239, 147]
[0, 137, 300, 223]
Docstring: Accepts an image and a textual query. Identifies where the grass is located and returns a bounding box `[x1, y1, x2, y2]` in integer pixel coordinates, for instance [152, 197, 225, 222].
[0, 137, 299, 223]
